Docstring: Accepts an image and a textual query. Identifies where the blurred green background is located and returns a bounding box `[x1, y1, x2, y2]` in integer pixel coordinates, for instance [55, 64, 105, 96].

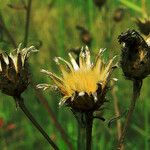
[0, 0, 150, 149]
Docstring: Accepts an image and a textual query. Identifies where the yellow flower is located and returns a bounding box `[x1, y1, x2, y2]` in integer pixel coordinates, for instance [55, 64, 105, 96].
[38, 46, 116, 111]
[0, 45, 38, 97]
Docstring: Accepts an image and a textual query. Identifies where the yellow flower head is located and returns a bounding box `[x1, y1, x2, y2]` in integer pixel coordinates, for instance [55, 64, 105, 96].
[38, 46, 116, 111]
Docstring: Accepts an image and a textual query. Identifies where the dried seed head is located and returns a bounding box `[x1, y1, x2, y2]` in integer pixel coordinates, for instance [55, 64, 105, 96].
[76, 25, 92, 47]
[135, 18, 150, 36]
[38, 46, 117, 112]
[113, 8, 125, 22]
[118, 29, 150, 80]
[0, 45, 38, 97]
[93, 0, 107, 9]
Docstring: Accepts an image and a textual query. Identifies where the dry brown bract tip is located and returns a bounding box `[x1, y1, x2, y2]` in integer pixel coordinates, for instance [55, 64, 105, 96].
[0, 44, 38, 97]
[135, 18, 150, 36]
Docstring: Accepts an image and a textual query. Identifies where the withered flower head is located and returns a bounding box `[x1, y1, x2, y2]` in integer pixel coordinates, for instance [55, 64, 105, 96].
[93, 0, 106, 9]
[76, 25, 92, 47]
[37, 46, 116, 112]
[113, 8, 125, 22]
[135, 18, 150, 36]
[118, 29, 150, 80]
[0, 45, 38, 97]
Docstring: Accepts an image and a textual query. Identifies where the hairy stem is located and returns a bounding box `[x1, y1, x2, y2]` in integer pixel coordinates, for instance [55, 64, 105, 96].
[117, 80, 142, 150]
[14, 96, 59, 150]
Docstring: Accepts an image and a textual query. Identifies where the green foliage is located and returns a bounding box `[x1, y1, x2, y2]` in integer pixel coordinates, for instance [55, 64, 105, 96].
[0, 0, 150, 149]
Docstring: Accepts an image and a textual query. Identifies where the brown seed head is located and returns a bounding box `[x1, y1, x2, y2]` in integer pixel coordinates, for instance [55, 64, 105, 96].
[118, 29, 150, 80]
[0, 45, 38, 97]
[76, 25, 92, 47]
[135, 18, 150, 36]
[113, 8, 125, 22]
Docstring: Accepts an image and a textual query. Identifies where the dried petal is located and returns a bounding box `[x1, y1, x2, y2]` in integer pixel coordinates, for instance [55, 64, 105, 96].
[17, 53, 22, 72]
[0, 54, 7, 73]
[68, 53, 79, 71]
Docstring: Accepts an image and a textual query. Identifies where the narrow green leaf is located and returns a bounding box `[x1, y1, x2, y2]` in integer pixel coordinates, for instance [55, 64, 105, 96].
[119, 0, 142, 13]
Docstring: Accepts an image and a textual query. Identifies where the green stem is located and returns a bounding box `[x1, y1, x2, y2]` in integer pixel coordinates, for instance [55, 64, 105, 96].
[77, 123, 86, 150]
[117, 80, 142, 150]
[14, 96, 59, 150]
[85, 112, 93, 150]
[77, 112, 93, 150]
[144, 98, 149, 150]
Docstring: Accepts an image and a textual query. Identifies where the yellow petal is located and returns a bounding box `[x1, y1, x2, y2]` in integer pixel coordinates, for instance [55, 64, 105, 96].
[54, 57, 72, 77]
[55, 57, 74, 72]
[41, 69, 63, 84]
[101, 56, 116, 81]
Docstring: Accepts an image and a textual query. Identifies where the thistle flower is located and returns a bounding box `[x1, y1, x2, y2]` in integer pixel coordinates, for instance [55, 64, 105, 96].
[135, 18, 150, 36]
[37, 47, 116, 112]
[0, 45, 38, 97]
[118, 29, 150, 80]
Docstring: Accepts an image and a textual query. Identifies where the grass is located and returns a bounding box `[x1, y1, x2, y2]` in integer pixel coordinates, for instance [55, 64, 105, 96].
[0, 0, 150, 149]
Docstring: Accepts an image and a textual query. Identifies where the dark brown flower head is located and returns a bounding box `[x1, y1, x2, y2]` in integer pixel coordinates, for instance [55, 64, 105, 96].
[135, 18, 150, 36]
[0, 45, 38, 97]
[93, 0, 106, 9]
[118, 29, 150, 80]
[37, 47, 117, 112]
[113, 8, 125, 22]
[76, 25, 92, 47]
